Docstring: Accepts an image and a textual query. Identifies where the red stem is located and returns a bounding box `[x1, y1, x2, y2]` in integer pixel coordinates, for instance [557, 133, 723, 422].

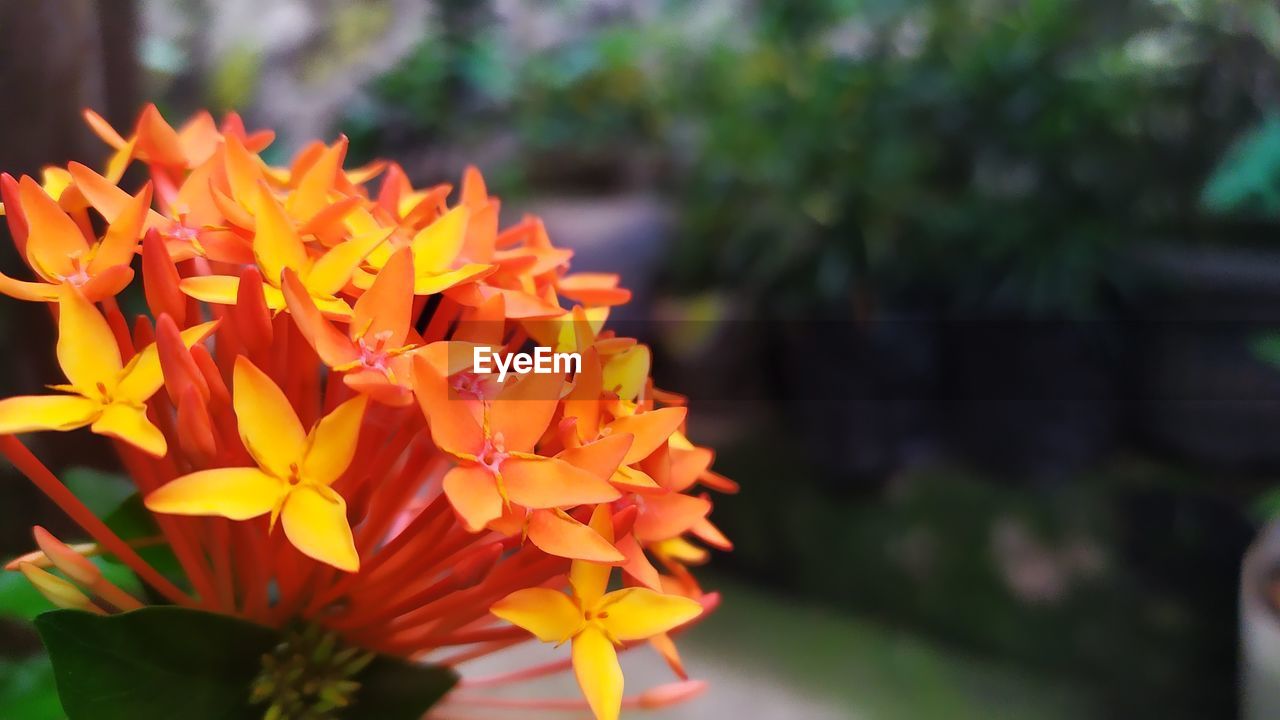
[0, 435, 193, 605]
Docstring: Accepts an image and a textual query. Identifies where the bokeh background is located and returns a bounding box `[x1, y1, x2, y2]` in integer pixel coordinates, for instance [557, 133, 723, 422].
[6, 0, 1280, 717]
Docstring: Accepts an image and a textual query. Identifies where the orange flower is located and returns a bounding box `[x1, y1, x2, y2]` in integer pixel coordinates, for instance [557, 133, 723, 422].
[0, 177, 148, 302]
[283, 247, 420, 405]
[413, 356, 624, 561]
[0, 105, 736, 720]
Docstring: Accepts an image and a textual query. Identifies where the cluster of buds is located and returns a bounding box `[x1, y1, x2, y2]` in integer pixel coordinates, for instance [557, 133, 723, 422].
[0, 106, 735, 720]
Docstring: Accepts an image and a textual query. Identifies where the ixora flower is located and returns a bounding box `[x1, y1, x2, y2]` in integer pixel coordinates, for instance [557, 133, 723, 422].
[0, 105, 734, 720]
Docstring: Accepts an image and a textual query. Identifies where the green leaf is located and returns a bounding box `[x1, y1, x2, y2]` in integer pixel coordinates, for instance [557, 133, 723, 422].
[36, 607, 278, 720]
[35, 607, 458, 720]
[62, 467, 134, 516]
[1202, 116, 1280, 220]
[100, 493, 184, 590]
[350, 655, 458, 720]
[0, 571, 49, 621]
[100, 492, 157, 540]
[1251, 332, 1280, 370]
[1254, 487, 1280, 523]
[0, 654, 65, 720]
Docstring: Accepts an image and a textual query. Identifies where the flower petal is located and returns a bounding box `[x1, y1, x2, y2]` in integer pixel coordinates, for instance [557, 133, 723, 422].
[611, 465, 661, 493]
[89, 184, 151, 274]
[287, 139, 346, 220]
[599, 587, 702, 642]
[56, 285, 122, 393]
[562, 348, 602, 439]
[303, 228, 390, 298]
[177, 111, 221, 166]
[0, 395, 100, 434]
[462, 201, 498, 264]
[116, 320, 219, 402]
[572, 626, 623, 720]
[570, 505, 616, 605]
[135, 104, 186, 166]
[442, 465, 503, 532]
[0, 272, 59, 302]
[605, 407, 687, 464]
[79, 264, 135, 302]
[557, 433, 633, 481]
[528, 509, 623, 563]
[410, 206, 469, 274]
[649, 633, 689, 681]
[82, 109, 128, 150]
[501, 456, 620, 509]
[452, 294, 506, 346]
[488, 372, 563, 454]
[618, 534, 663, 591]
[179, 275, 241, 305]
[300, 395, 367, 486]
[90, 403, 167, 457]
[601, 345, 650, 402]
[281, 269, 359, 368]
[633, 492, 711, 543]
[223, 134, 265, 206]
[20, 176, 87, 279]
[445, 283, 562, 319]
[413, 263, 493, 295]
[342, 368, 413, 406]
[412, 354, 484, 456]
[280, 484, 359, 572]
[66, 162, 160, 227]
[460, 166, 488, 209]
[352, 247, 413, 348]
[145, 467, 282, 520]
[490, 587, 583, 643]
[251, 183, 307, 285]
[232, 357, 306, 477]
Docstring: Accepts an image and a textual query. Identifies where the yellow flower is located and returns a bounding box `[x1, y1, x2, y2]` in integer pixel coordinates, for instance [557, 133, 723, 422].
[0, 285, 216, 456]
[491, 506, 703, 720]
[144, 357, 367, 571]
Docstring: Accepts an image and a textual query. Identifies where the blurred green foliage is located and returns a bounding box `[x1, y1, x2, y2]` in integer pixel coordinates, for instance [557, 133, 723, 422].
[344, 1, 676, 191]
[1203, 116, 1280, 219]
[672, 0, 1280, 316]
[0, 655, 61, 720]
[348, 0, 1280, 318]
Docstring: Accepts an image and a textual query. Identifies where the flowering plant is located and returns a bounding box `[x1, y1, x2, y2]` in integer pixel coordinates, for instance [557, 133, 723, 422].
[0, 106, 734, 720]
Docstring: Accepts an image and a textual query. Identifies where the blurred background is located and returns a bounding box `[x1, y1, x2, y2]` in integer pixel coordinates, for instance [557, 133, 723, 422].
[7, 0, 1280, 717]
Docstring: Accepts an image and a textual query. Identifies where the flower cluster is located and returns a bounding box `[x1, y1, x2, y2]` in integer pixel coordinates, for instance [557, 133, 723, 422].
[0, 106, 735, 720]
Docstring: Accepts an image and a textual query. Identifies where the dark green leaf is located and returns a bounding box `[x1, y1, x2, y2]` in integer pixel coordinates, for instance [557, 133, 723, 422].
[36, 607, 459, 720]
[350, 655, 458, 720]
[100, 493, 184, 590]
[62, 467, 134, 516]
[36, 607, 278, 720]
[100, 492, 157, 540]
